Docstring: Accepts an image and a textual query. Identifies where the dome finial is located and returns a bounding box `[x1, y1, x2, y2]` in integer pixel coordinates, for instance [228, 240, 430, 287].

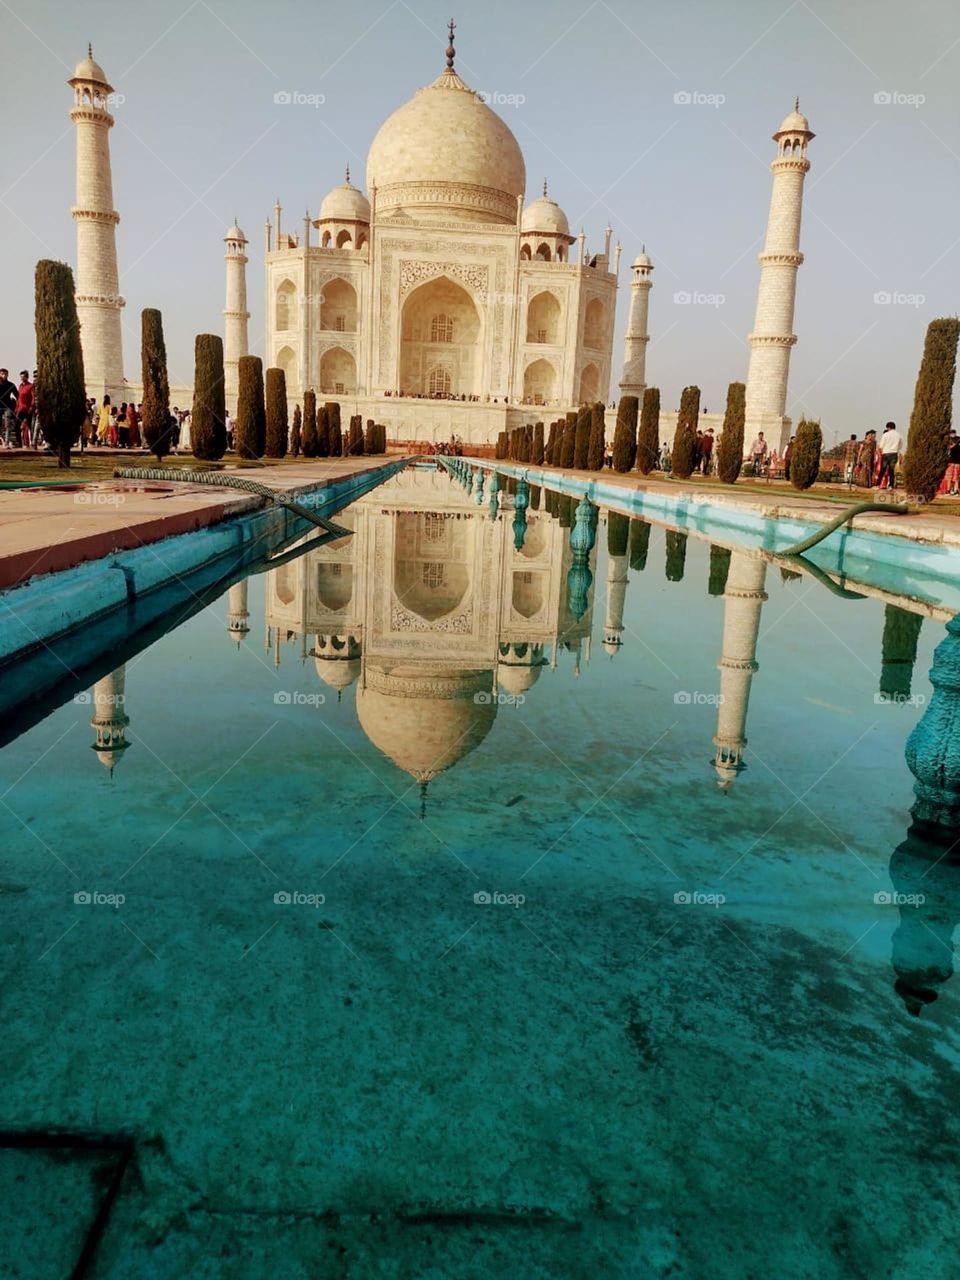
[543, 178, 548, 198]
[345, 164, 350, 184]
[446, 18, 456, 70]
[88, 41, 93, 58]
[795, 95, 800, 111]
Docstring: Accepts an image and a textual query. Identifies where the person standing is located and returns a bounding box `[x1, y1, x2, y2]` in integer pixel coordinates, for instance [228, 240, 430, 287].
[878, 421, 903, 490]
[857, 429, 877, 488]
[748, 431, 767, 476]
[945, 433, 960, 496]
[117, 402, 129, 448]
[15, 371, 34, 447]
[700, 427, 715, 474]
[841, 433, 858, 486]
[126, 401, 140, 449]
[783, 436, 795, 482]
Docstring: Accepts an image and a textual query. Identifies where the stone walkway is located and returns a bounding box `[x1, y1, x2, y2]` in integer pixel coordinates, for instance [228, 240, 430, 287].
[0, 457, 398, 590]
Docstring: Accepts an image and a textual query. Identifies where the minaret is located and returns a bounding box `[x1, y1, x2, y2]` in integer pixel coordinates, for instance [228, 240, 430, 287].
[712, 552, 768, 790]
[619, 248, 653, 398]
[89, 665, 130, 776]
[226, 579, 250, 647]
[602, 547, 629, 656]
[744, 101, 814, 454]
[68, 46, 124, 400]
[223, 221, 249, 418]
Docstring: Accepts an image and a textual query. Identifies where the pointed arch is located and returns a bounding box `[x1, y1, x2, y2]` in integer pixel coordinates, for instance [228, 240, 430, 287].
[276, 279, 297, 331]
[526, 291, 561, 344]
[320, 277, 358, 332]
[583, 297, 605, 349]
[319, 346, 357, 395]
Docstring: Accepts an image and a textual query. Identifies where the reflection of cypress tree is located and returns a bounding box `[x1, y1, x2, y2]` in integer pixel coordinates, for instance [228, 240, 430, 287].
[665, 529, 687, 582]
[880, 605, 924, 702]
[546, 489, 558, 517]
[529, 484, 541, 510]
[533, 421, 545, 465]
[629, 519, 650, 571]
[561, 412, 577, 467]
[708, 545, 731, 597]
[608, 510, 629, 556]
[779, 566, 801, 583]
[558, 493, 574, 528]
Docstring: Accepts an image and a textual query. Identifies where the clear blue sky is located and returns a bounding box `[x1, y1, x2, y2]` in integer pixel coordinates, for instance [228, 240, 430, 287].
[1, 0, 957, 442]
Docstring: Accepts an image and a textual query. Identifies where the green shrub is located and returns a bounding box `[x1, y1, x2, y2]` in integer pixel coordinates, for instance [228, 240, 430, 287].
[301, 391, 318, 456]
[636, 387, 659, 474]
[716, 382, 745, 484]
[290, 405, 301, 456]
[235, 355, 265, 459]
[532, 421, 545, 466]
[574, 404, 591, 469]
[902, 317, 960, 500]
[613, 395, 638, 473]
[587, 402, 605, 470]
[191, 334, 226, 460]
[264, 368, 288, 457]
[790, 419, 822, 490]
[560, 412, 577, 467]
[326, 402, 342, 457]
[34, 260, 85, 467]
[671, 386, 700, 479]
[141, 308, 171, 461]
[317, 404, 330, 457]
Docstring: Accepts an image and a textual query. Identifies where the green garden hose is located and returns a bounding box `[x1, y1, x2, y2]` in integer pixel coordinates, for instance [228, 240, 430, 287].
[112, 467, 351, 539]
[778, 500, 909, 556]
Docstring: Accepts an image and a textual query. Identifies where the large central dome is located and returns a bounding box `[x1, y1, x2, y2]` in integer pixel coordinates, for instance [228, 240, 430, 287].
[366, 66, 526, 225]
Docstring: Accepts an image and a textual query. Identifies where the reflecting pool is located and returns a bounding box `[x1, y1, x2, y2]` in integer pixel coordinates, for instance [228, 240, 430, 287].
[1, 464, 959, 1277]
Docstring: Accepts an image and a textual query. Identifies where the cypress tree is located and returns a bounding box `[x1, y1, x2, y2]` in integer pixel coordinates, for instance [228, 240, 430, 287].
[141, 307, 171, 462]
[608, 510, 630, 556]
[903, 317, 960, 500]
[525, 423, 535, 462]
[629, 518, 650, 571]
[574, 404, 591, 469]
[716, 381, 746, 484]
[326, 402, 342, 458]
[317, 404, 330, 457]
[587, 402, 606, 470]
[613, 395, 639, 473]
[665, 529, 687, 582]
[636, 388, 659, 474]
[235, 355, 265, 459]
[671, 385, 700, 479]
[301, 391, 318, 456]
[348, 415, 364, 455]
[533, 421, 545, 465]
[879, 604, 924, 702]
[264, 367, 288, 458]
[708, 544, 731, 596]
[191, 333, 227, 461]
[365, 418, 375, 453]
[790, 419, 822, 490]
[290, 405, 301, 457]
[496, 431, 507, 460]
[561, 412, 577, 467]
[34, 259, 86, 467]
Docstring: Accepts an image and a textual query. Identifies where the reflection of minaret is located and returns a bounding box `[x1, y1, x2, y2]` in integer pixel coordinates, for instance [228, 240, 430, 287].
[89, 665, 130, 776]
[603, 513, 630, 657]
[712, 553, 768, 790]
[227, 579, 250, 647]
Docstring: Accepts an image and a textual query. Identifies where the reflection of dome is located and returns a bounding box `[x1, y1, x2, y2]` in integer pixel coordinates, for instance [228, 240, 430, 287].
[356, 665, 496, 782]
[496, 662, 543, 696]
[366, 66, 525, 224]
[521, 194, 570, 238]
[314, 656, 361, 690]
[319, 174, 370, 223]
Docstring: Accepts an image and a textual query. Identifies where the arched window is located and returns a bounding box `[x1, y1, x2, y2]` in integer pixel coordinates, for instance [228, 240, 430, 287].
[430, 313, 454, 343]
[520, 244, 532, 261]
[275, 280, 297, 331]
[536, 243, 551, 261]
[336, 229, 353, 248]
[321, 230, 332, 247]
[357, 233, 368, 249]
[428, 366, 451, 397]
[583, 298, 605, 348]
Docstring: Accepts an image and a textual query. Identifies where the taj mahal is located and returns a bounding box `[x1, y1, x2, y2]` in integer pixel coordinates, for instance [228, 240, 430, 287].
[68, 24, 814, 451]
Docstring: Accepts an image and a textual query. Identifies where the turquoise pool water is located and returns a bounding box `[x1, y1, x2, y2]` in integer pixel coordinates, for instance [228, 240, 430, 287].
[1, 465, 958, 1278]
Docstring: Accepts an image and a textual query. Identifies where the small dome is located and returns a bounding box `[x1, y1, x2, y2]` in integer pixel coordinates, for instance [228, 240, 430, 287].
[314, 655, 361, 690]
[631, 250, 653, 270]
[319, 175, 371, 224]
[496, 662, 543, 695]
[224, 222, 246, 242]
[775, 105, 812, 136]
[71, 46, 110, 87]
[521, 195, 570, 239]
